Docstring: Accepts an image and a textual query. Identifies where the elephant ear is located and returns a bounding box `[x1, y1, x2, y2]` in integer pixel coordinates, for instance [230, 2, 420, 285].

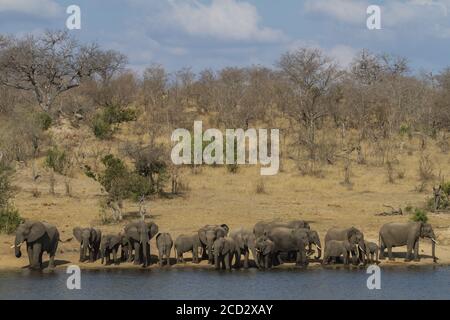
[148, 222, 159, 239]
[347, 227, 358, 240]
[73, 227, 83, 242]
[263, 241, 272, 256]
[27, 222, 46, 243]
[109, 235, 121, 248]
[220, 224, 230, 234]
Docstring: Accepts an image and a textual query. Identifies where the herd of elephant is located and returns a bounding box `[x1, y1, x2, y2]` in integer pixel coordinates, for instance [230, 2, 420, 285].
[11, 219, 438, 270]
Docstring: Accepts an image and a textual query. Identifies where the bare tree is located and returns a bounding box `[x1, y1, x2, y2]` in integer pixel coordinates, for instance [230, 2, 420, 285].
[278, 48, 341, 172]
[0, 30, 126, 112]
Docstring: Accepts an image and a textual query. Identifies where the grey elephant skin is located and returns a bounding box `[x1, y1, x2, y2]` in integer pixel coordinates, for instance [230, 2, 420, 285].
[255, 236, 275, 269]
[364, 241, 379, 264]
[323, 240, 354, 265]
[124, 221, 159, 267]
[100, 234, 123, 265]
[73, 227, 101, 263]
[212, 237, 238, 270]
[14, 221, 61, 270]
[174, 233, 201, 263]
[379, 222, 437, 262]
[198, 224, 229, 264]
[265, 227, 309, 267]
[156, 233, 173, 266]
[324, 227, 366, 265]
[229, 228, 259, 268]
[253, 220, 310, 238]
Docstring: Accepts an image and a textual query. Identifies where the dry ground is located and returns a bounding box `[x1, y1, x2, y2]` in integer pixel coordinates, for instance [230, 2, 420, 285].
[1, 134, 450, 271]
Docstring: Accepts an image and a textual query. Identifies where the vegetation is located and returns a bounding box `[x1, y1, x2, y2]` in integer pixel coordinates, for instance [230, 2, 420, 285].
[410, 208, 429, 223]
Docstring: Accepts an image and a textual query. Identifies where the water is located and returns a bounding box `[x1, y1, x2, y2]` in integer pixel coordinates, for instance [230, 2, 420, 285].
[0, 266, 448, 300]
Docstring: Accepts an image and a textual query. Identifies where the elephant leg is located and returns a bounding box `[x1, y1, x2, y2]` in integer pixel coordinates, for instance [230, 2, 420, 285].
[414, 240, 420, 261]
[224, 253, 230, 270]
[379, 241, 385, 259]
[133, 243, 141, 265]
[79, 244, 84, 262]
[214, 255, 220, 270]
[27, 245, 33, 267]
[193, 247, 199, 264]
[386, 245, 393, 260]
[31, 243, 42, 269]
[405, 243, 413, 262]
[264, 255, 270, 269]
[48, 253, 56, 269]
[244, 251, 249, 269]
[234, 249, 241, 268]
[113, 248, 119, 265]
[158, 252, 163, 266]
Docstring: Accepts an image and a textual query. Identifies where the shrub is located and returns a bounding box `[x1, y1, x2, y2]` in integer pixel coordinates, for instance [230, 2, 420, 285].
[418, 154, 434, 182]
[92, 115, 113, 139]
[35, 112, 52, 131]
[410, 208, 428, 223]
[98, 155, 130, 199]
[45, 147, 68, 175]
[0, 206, 23, 234]
[441, 181, 450, 196]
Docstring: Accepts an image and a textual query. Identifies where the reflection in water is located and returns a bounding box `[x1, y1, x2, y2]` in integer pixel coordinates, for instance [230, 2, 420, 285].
[0, 266, 448, 300]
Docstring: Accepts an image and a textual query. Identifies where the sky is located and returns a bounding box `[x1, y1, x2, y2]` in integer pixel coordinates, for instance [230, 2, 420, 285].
[1, 0, 450, 73]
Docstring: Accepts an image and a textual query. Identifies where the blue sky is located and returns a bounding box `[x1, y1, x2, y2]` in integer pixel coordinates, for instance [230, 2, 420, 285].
[1, 0, 450, 73]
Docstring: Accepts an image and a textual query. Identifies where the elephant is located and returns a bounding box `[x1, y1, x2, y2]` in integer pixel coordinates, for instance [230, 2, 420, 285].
[212, 237, 238, 270]
[198, 224, 229, 264]
[300, 228, 322, 260]
[324, 227, 366, 265]
[265, 227, 309, 267]
[156, 233, 173, 266]
[13, 221, 61, 270]
[255, 236, 275, 269]
[322, 240, 354, 265]
[364, 241, 379, 264]
[253, 220, 310, 238]
[123, 221, 159, 267]
[229, 228, 259, 269]
[73, 227, 101, 263]
[174, 233, 201, 263]
[100, 234, 123, 265]
[379, 222, 437, 262]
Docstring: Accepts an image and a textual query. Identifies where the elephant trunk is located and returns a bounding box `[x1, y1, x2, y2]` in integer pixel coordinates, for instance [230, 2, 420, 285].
[315, 243, 322, 260]
[14, 235, 23, 258]
[250, 246, 260, 268]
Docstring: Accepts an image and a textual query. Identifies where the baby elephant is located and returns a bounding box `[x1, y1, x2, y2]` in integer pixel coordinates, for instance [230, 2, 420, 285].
[212, 237, 238, 270]
[323, 240, 355, 265]
[255, 236, 275, 269]
[100, 234, 122, 265]
[156, 233, 173, 266]
[364, 241, 379, 264]
[174, 233, 201, 264]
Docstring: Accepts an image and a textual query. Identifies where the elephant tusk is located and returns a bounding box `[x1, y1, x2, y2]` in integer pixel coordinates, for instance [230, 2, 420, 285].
[316, 246, 322, 251]
[358, 245, 366, 254]
[11, 241, 23, 249]
[431, 238, 438, 245]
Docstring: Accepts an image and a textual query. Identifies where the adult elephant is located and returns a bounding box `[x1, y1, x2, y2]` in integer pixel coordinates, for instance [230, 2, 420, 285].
[13, 221, 61, 270]
[253, 220, 310, 238]
[266, 227, 309, 267]
[198, 224, 229, 264]
[301, 229, 322, 260]
[324, 227, 366, 265]
[124, 221, 159, 267]
[229, 228, 259, 269]
[379, 222, 437, 262]
[73, 227, 102, 262]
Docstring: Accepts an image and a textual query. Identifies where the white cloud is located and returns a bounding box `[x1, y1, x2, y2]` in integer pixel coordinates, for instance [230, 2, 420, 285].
[329, 44, 357, 68]
[0, 0, 61, 18]
[165, 0, 286, 42]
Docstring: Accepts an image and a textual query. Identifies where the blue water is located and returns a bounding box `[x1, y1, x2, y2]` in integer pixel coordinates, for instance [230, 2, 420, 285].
[0, 266, 448, 300]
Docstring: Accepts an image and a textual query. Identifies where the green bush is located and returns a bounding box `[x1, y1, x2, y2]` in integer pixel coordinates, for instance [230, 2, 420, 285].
[92, 115, 113, 139]
[441, 182, 450, 196]
[129, 174, 154, 201]
[0, 206, 23, 234]
[92, 106, 137, 139]
[410, 208, 428, 223]
[35, 112, 53, 131]
[45, 147, 68, 174]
